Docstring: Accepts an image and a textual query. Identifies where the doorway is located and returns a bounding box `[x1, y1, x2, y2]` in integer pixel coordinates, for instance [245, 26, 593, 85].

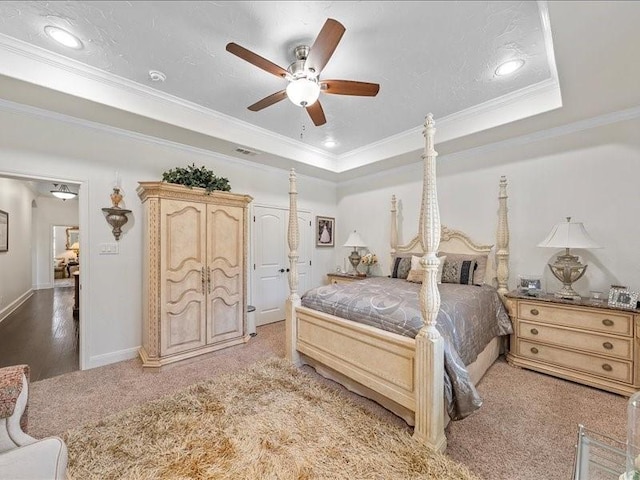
[252, 205, 312, 327]
[0, 173, 83, 379]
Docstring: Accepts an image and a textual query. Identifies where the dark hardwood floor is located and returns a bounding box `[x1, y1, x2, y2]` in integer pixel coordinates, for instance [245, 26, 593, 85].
[0, 286, 78, 381]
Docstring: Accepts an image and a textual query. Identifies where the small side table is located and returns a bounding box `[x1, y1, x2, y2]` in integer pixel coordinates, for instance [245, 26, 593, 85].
[327, 272, 368, 285]
[573, 424, 626, 479]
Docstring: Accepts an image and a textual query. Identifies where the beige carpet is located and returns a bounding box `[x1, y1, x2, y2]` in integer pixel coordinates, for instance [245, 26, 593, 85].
[29, 322, 628, 479]
[63, 358, 477, 480]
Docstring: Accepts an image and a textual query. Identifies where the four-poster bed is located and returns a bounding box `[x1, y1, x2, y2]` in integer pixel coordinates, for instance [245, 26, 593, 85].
[285, 114, 510, 451]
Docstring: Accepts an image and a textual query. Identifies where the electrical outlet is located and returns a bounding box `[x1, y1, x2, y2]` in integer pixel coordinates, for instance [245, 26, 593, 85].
[99, 243, 119, 255]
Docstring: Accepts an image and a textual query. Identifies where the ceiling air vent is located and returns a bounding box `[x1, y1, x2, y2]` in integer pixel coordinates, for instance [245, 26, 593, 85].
[234, 147, 259, 156]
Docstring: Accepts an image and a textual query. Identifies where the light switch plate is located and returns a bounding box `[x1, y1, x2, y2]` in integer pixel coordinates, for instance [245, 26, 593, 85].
[99, 243, 119, 255]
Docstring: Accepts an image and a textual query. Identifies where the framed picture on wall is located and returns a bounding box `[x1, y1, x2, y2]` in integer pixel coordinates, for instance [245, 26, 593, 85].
[316, 216, 335, 247]
[0, 209, 8, 252]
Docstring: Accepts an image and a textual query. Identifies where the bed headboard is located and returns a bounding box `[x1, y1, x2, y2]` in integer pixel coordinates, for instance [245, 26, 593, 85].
[390, 176, 509, 290]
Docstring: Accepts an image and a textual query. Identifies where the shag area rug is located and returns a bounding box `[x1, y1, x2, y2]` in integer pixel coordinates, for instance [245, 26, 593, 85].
[64, 358, 478, 479]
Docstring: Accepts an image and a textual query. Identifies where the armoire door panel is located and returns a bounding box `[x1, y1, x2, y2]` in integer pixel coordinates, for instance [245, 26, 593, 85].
[209, 298, 242, 341]
[208, 206, 242, 268]
[164, 301, 206, 355]
[160, 199, 207, 356]
[206, 204, 244, 344]
[163, 203, 205, 270]
[166, 269, 204, 304]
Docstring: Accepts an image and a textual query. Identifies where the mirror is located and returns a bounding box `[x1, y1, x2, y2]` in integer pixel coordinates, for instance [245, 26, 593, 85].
[66, 227, 79, 250]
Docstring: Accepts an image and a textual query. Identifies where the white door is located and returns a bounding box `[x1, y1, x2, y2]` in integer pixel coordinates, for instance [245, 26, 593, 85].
[252, 205, 311, 327]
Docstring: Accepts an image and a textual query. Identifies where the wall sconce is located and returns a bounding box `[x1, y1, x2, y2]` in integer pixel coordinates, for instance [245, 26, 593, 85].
[102, 188, 131, 241]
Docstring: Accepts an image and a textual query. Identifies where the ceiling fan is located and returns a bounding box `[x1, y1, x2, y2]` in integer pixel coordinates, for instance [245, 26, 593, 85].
[226, 18, 380, 127]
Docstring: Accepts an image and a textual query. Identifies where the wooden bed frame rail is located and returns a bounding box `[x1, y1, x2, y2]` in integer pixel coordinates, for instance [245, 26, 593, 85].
[286, 115, 509, 452]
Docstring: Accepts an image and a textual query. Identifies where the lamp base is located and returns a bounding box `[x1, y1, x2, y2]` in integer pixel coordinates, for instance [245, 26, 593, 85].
[553, 286, 582, 301]
[548, 250, 588, 301]
[348, 249, 361, 275]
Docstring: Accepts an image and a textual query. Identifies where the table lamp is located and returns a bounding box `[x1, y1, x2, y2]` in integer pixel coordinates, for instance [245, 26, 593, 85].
[537, 217, 601, 300]
[343, 230, 367, 274]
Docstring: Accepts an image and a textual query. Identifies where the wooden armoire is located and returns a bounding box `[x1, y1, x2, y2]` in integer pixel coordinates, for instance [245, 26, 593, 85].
[137, 182, 253, 367]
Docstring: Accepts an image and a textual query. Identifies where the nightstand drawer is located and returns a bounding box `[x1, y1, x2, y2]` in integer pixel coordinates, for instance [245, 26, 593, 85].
[518, 301, 633, 336]
[519, 321, 633, 360]
[518, 339, 633, 384]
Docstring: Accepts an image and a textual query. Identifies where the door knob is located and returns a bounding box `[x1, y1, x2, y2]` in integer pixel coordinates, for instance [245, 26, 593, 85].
[279, 268, 285, 273]
[286, 268, 290, 272]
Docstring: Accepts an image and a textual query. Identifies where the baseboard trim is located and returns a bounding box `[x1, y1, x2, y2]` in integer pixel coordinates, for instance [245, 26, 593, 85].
[0, 289, 33, 324]
[33, 283, 53, 291]
[87, 346, 140, 370]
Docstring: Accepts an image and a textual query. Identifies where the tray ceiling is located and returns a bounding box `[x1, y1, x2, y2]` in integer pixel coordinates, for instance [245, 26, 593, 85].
[0, 1, 560, 173]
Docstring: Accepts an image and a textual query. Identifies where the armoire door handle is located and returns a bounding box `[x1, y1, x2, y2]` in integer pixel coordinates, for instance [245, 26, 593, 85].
[208, 267, 212, 294]
[286, 268, 290, 272]
[279, 268, 285, 273]
[201, 267, 206, 293]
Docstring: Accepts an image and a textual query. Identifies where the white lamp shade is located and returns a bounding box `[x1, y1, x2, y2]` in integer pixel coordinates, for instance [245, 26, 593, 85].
[537, 218, 602, 249]
[343, 230, 367, 248]
[286, 78, 320, 107]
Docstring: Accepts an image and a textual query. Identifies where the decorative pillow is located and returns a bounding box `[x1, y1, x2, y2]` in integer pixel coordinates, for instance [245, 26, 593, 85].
[406, 255, 447, 284]
[441, 258, 477, 285]
[391, 256, 412, 279]
[439, 252, 488, 286]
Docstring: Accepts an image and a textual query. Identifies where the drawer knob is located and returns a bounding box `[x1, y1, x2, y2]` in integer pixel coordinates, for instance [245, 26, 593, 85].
[603, 342, 614, 350]
[602, 319, 614, 327]
[602, 363, 613, 372]
[530, 308, 539, 316]
[530, 328, 539, 335]
[530, 347, 539, 354]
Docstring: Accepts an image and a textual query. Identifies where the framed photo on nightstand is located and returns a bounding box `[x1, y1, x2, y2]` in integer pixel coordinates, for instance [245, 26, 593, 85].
[608, 285, 638, 309]
[518, 275, 543, 296]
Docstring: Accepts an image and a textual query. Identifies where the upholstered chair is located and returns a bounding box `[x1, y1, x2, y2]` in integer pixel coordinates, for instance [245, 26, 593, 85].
[0, 365, 68, 479]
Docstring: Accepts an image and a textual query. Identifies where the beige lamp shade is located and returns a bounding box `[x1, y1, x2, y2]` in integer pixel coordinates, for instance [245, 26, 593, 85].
[537, 217, 601, 249]
[343, 230, 367, 248]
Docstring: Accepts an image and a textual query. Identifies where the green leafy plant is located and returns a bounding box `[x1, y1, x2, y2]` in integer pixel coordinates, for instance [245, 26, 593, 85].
[161, 163, 231, 193]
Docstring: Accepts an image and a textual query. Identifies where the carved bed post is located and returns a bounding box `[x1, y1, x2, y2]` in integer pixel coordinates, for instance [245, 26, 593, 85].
[390, 194, 398, 264]
[286, 168, 302, 366]
[496, 176, 510, 297]
[413, 114, 446, 452]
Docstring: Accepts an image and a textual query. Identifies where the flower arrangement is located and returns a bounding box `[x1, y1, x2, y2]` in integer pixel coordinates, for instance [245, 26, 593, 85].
[360, 252, 378, 266]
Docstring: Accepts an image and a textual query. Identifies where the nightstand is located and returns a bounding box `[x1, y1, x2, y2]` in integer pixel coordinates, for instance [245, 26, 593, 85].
[326, 272, 368, 285]
[505, 291, 640, 396]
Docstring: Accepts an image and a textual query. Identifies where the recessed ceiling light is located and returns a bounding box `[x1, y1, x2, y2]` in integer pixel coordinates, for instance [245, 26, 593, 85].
[44, 26, 83, 50]
[495, 59, 525, 77]
[323, 139, 337, 148]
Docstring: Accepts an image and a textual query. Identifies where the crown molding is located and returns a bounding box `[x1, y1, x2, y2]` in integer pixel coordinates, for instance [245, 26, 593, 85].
[337, 104, 640, 188]
[0, 32, 338, 171]
[0, 20, 562, 175]
[0, 96, 338, 187]
[335, 77, 562, 172]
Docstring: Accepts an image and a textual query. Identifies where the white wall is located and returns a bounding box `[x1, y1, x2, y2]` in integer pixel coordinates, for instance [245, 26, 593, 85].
[0, 177, 34, 321]
[33, 197, 79, 289]
[0, 105, 336, 369]
[338, 116, 640, 297]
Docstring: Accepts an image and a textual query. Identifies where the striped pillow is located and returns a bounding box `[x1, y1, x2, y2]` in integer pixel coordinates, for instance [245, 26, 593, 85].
[441, 258, 477, 285]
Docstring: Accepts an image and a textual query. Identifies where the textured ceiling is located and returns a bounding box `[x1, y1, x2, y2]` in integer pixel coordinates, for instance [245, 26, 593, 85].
[0, 1, 552, 157]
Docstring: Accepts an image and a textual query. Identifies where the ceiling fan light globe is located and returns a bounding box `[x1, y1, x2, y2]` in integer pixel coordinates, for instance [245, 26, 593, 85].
[286, 78, 320, 107]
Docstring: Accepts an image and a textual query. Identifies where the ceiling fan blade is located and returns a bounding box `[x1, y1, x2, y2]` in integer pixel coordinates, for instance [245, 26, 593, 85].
[306, 101, 327, 126]
[321, 80, 380, 96]
[306, 19, 346, 74]
[226, 42, 289, 79]
[248, 90, 287, 111]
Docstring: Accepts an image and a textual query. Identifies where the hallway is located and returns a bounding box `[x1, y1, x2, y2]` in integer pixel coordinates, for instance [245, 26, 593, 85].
[0, 286, 78, 381]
